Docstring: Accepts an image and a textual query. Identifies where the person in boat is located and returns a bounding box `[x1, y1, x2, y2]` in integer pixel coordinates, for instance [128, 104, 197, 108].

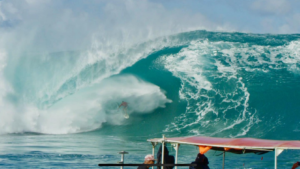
[137, 154, 155, 169]
[189, 153, 209, 169]
[156, 145, 175, 169]
[292, 162, 300, 169]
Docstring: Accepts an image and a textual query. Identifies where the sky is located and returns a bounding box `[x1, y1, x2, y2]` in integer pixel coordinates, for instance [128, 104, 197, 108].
[0, 0, 299, 53]
[154, 0, 300, 33]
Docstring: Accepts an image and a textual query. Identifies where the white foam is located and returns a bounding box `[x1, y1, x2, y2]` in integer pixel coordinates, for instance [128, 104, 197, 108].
[0, 75, 171, 134]
[161, 39, 300, 137]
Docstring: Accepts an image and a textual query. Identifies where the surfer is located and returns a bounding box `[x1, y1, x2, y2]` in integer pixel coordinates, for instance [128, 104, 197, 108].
[118, 101, 129, 118]
[119, 101, 128, 110]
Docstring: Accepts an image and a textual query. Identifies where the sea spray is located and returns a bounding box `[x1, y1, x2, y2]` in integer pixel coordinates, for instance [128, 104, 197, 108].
[0, 74, 171, 134]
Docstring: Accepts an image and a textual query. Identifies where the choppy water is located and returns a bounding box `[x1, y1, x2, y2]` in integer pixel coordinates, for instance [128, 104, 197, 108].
[1, 30, 300, 168]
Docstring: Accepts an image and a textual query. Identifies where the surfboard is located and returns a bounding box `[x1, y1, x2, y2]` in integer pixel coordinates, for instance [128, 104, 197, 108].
[124, 112, 129, 119]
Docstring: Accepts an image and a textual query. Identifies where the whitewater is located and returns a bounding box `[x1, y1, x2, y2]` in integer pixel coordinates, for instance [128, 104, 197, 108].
[1, 31, 300, 136]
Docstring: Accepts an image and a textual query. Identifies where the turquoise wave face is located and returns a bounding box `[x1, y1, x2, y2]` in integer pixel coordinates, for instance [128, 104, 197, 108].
[112, 31, 300, 139]
[156, 39, 300, 139]
[1, 30, 300, 139]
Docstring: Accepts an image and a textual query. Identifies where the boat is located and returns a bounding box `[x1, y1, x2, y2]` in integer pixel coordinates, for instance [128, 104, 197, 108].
[148, 135, 300, 169]
[98, 135, 300, 169]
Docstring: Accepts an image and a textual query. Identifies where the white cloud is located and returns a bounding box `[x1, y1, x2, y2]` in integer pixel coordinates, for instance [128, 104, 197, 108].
[281, 13, 300, 33]
[25, 0, 50, 5]
[0, 8, 5, 21]
[251, 0, 291, 15]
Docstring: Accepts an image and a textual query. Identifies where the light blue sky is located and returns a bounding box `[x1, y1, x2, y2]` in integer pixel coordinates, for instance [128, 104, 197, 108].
[151, 0, 300, 33]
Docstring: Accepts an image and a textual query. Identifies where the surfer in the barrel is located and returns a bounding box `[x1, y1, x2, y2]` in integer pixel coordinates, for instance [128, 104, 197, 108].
[118, 101, 129, 118]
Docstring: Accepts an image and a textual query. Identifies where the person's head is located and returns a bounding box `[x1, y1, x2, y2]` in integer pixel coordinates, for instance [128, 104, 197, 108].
[195, 153, 204, 162]
[144, 154, 155, 164]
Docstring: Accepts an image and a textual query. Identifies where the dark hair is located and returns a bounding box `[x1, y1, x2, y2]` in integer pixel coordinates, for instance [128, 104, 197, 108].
[195, 153, 209, 165]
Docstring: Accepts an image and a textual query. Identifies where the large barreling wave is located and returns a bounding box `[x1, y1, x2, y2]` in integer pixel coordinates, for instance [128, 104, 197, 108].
[0, 36, 176, 134]
[1, 30, 300, 138]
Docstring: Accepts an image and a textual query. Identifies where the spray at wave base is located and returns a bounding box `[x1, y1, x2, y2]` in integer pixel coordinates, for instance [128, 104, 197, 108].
[0, 73, 171, 134]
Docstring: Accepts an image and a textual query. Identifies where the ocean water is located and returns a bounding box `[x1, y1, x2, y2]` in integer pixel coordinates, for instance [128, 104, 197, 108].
[1, 30, 300, 168]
